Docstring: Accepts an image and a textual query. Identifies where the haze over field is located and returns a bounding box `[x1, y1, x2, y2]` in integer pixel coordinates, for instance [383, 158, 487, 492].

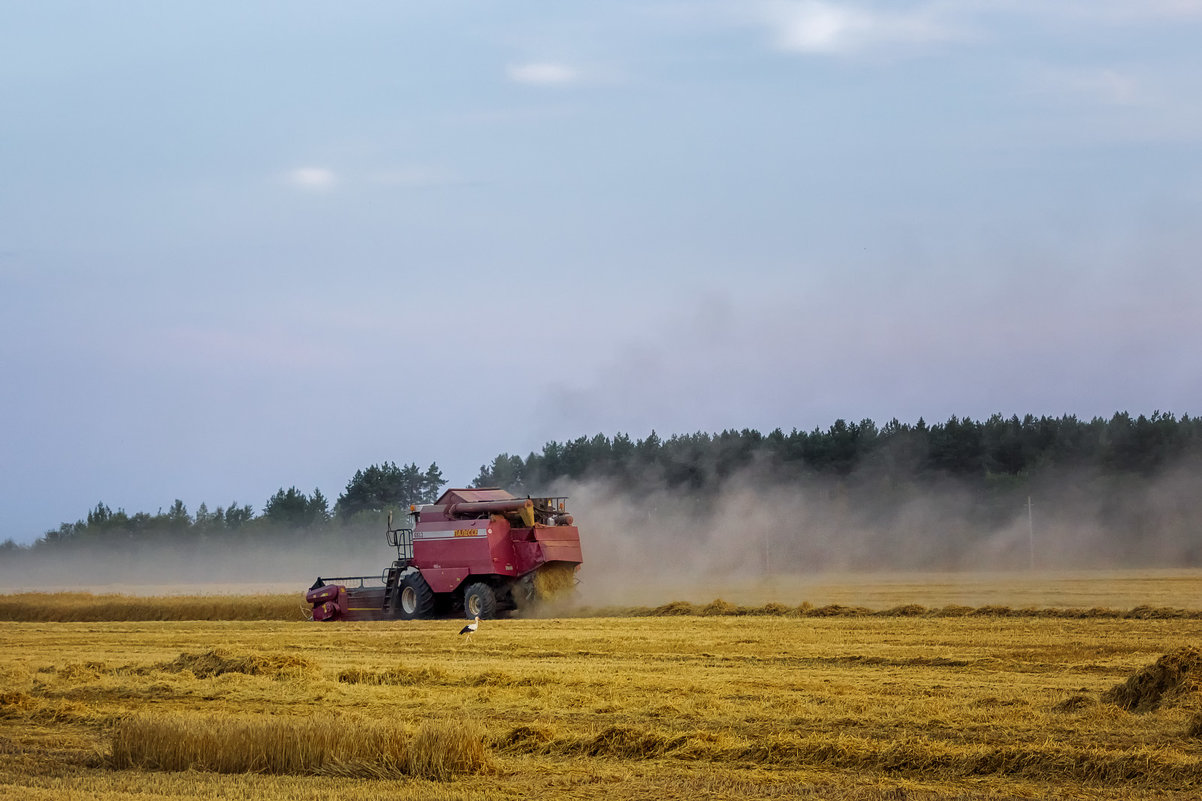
[3, 453, 1199, 607]
[2, 2, 1200, 544]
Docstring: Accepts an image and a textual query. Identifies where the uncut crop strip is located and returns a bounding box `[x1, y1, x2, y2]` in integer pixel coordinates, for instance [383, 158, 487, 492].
[6, 591, 1202, 622]
[0, 592, 306, 622]
[108, 713, 487, 780]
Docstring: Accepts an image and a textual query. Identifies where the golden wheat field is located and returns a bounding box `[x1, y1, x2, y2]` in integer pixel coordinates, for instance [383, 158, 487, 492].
[5, 575, 1202, 800]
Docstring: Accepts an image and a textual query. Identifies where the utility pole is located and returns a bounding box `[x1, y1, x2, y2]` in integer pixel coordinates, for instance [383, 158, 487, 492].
[1027, 496, 1035, 571]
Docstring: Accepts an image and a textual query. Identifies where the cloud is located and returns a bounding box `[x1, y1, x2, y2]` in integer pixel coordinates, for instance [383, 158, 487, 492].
[745, 0, 1202, 58]
[760, 1, 963, 55]
[280, 164, 465, 192]
[506, 62, 578, 86]
[285, 166, 337, 190]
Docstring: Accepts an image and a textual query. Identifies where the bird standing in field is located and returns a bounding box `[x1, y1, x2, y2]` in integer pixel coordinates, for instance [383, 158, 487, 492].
[459, 615, 479, 642]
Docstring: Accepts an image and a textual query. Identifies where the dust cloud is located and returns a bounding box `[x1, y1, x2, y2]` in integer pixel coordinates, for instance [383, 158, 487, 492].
[562, 459, 1202, 607]
[0, 531, 392, 596]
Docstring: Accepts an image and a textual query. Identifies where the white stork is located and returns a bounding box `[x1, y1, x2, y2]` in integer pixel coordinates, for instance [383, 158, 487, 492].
[459, 615, 480, 642]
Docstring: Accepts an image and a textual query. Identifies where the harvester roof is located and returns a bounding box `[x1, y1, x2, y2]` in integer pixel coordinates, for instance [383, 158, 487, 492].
[431, 487, 515, 506]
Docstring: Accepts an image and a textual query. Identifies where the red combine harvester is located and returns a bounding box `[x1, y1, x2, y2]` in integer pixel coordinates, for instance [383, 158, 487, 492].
[305, 488, 583, 622]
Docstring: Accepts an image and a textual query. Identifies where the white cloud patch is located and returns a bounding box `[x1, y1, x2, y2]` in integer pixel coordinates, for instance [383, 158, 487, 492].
[280, 164, 463, 192]
[286, 166, 337, 190]
[744, 0, 1202, 58]
[759, 1, 964, 55]
[507, 62, 578, 86]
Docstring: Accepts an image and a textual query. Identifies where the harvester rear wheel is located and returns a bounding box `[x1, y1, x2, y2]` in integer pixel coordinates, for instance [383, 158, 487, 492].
[395, 571, 435, 620]
[463, 582, 497, 620]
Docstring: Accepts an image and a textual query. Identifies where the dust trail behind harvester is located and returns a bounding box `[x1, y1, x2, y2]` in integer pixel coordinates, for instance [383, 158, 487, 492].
[561, 458, 1202, 609]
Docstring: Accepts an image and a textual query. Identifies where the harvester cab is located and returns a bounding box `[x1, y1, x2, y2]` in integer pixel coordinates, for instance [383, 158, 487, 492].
[305, 488, 583, 623]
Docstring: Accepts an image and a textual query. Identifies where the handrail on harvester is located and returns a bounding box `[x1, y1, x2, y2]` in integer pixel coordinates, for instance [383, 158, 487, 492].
[386, 510, 414, 562]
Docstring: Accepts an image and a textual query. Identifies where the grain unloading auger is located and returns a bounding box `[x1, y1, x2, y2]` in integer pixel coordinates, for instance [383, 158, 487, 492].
[306, 488, 583, 622]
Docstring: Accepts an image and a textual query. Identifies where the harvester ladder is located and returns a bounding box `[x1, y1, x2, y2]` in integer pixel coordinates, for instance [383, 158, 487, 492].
[381, 513, 415, 615]
[381, 564, 403, 614]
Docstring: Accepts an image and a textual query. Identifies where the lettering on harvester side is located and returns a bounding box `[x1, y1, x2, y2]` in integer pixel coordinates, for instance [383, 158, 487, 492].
[453, 528, 478, 537]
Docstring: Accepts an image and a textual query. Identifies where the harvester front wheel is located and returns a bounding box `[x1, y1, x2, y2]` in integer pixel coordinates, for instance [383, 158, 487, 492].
[463, 582, 497, 620]
[395, 571, 435, 620]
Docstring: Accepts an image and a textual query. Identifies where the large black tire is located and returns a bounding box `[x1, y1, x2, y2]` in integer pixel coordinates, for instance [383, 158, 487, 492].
[395, 570, 435, 620]
[463, 582, 498, 620]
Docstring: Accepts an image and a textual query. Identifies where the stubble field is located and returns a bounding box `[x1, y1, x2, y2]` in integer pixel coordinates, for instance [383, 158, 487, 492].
[4, 573, 1202, 800]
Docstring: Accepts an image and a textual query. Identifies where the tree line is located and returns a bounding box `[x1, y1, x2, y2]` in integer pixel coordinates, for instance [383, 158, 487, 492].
[472, 412, 1201, 494]
[3, 411, 1199, 557]
[1, 461, 446, 554]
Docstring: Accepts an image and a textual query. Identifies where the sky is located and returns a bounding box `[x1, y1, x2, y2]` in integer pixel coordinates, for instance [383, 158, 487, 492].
[2, 1, 1200, 544]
